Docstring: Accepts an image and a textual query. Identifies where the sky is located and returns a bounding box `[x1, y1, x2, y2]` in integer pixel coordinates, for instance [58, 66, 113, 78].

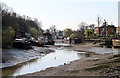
[1, 0, 119, 30]
[118, 1, 120, 26]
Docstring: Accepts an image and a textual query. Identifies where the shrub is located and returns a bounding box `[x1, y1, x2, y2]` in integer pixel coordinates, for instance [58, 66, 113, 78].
[63, 28, 72, 38]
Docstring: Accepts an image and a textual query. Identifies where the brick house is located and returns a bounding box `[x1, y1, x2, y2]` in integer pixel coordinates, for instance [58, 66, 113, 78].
[94, 25, 116, 36]
[94, 27, 99, 36]
[100, 25, 116, 36]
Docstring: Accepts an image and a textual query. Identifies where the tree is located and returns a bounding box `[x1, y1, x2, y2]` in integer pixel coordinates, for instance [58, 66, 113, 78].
[63, 28, 72, 38]
[29, 27, 42, 38]
[2, 26, 15, 47]
[49, 25, 56, 33]
[88, 24, 95, 31]
[1, 2, 44, 47]
[49, 25, 57, 39]
[78, 22, 88, 35]
[78, 22, 88, 31]
[33, 18, 42, 30]
[84, 30, 94, 38]
[70, 30, 84, 39]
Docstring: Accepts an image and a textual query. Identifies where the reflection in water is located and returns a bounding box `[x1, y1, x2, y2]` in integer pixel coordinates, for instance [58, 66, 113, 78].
[77, 53, 91, 58]
[84, 53, 91, 57]
[2, 58, 38, 76]
[2, 63, 22, 76]
[2, 48, 90, 76]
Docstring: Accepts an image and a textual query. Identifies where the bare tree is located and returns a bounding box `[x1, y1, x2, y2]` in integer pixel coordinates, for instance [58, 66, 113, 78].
[97, 16, 102, 35]
[0, 2, 14, 13]
[49, 25, 56, 33]
[89, 24, 95, 31]
[33, 18, 42, 31]
[97, 16, 102, 27]
[49, 25, 57, 40]
[78, 22, 88, 31]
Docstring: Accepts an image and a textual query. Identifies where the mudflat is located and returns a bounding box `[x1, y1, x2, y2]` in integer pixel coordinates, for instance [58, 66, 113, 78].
[20, 42, 120, 77]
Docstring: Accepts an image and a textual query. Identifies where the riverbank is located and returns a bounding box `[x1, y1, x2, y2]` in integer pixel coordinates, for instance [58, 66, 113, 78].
[19, 42, 120, 77]
[2, 46, 54, 68]
[20, 53, 120, 77]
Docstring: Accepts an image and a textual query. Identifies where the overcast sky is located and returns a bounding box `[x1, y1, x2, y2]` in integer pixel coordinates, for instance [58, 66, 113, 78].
[1, 0, 119, 30]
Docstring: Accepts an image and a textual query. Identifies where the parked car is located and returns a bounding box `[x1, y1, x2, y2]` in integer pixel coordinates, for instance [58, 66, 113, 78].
[12, 38, 32, 49]
[38, 36, 46, 45]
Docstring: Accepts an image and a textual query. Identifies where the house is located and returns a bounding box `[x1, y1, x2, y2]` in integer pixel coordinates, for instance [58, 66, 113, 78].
[99, 25, 116, 36]
[94, 25, 116, 36]
[116, 26, 120, 35]
[94, 21, 116, 36]
[94, 27, 99, 36]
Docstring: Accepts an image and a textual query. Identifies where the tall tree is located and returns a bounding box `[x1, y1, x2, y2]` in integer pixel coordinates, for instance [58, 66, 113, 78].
[97, 16, 102, 35]
[49, 25, 57, 39]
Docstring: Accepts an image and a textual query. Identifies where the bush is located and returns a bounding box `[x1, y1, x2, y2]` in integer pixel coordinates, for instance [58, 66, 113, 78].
[84, 30, 94, 38]
[70, 33, 77, 39]
[63, 28, 72, 38]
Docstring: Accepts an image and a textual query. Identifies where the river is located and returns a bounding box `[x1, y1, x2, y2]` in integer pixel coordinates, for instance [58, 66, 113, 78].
[2, 45, 90, 76]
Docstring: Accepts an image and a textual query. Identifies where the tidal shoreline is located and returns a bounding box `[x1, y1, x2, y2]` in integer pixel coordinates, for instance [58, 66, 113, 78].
[19, 42, 120, 77]
[20, 52, 118, 76]
[2, 46, 55, 69]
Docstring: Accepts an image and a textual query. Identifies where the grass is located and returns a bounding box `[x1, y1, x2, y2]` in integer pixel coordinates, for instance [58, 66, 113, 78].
[113, 54, 120, 58]
[85, 54, 120, 72]
[109, 54, 120, 59]
[85, 65, 109, 71]
[95, 57, 120, 66]
[69, 70, 80, 74]
[112, 58, 120, 63]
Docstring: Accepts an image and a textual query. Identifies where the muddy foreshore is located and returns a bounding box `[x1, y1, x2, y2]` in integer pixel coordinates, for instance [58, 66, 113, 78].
[2, 46, 55, 69]
[19, 42, 120, 77]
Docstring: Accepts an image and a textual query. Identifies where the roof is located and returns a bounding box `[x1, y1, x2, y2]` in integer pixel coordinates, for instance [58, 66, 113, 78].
[100, 25, 116, 28]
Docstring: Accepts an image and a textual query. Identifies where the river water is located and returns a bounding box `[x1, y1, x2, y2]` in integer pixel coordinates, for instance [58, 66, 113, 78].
[2, 46, 90, 76]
